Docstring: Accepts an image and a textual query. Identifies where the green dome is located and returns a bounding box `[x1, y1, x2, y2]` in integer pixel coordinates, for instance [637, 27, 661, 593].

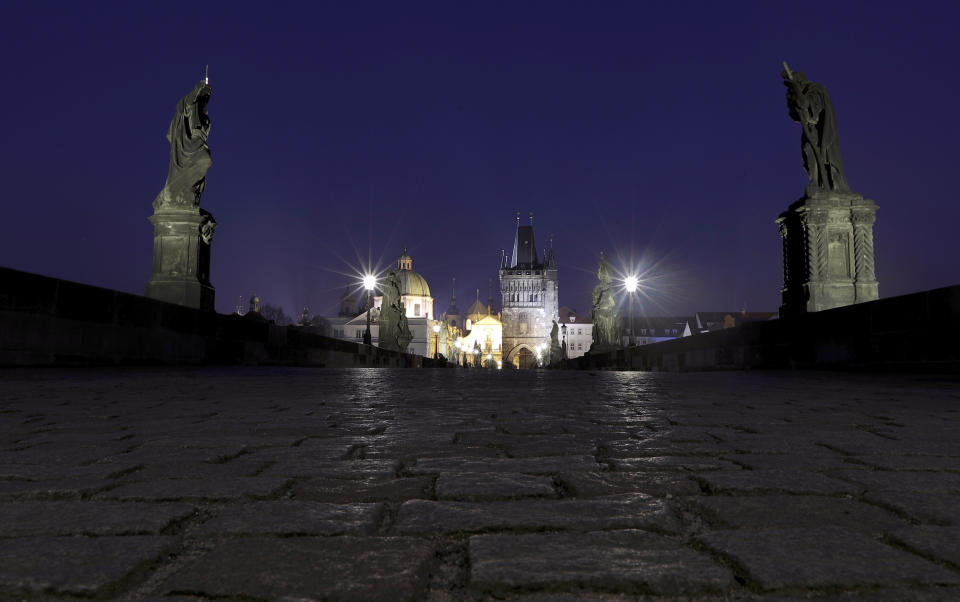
[398, 268, 430, 297]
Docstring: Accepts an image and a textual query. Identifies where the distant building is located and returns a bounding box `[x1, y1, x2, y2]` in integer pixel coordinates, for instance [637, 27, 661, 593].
[499, 215, 559, 368]
[327, 251, 441, 357]
[558, 306, 592, 359]
[623, 316, 694, 346]
[455, 288, 503, 367]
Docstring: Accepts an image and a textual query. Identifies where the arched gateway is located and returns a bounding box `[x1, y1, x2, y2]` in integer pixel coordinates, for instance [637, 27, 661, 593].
[504, 344, 538, 369]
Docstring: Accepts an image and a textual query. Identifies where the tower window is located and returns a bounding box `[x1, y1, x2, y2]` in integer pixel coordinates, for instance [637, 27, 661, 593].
[414, 303, 421, 316]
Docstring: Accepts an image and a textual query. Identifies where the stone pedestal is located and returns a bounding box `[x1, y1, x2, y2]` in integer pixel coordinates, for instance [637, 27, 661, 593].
[777, 192, 878, 316]
[145, 209, 215, 311]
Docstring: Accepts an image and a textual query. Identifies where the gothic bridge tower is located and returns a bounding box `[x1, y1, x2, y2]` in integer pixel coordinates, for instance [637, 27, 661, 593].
[499, 213, 559, 368]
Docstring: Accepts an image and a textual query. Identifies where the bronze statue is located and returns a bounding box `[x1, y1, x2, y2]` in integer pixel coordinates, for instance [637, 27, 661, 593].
[154, 80, 213, 210]
[782, 63, 850, 195]
[590, 253, 619, 352]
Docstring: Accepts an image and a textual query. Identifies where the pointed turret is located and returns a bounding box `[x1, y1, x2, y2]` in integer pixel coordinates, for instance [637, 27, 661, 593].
[510, 215, 540, 268]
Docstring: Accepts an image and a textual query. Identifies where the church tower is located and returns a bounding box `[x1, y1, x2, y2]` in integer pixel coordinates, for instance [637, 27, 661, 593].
[499, 213, 559, 368]
[445, 277, 461, 330]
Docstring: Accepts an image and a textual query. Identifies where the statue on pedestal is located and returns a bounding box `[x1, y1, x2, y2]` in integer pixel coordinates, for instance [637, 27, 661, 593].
[378, 270, 413, 352]
[589, 253, 619, 353]
[145, 74, 217, 311]
[782, 62, 850, 196]
[777, 63, 879, 316]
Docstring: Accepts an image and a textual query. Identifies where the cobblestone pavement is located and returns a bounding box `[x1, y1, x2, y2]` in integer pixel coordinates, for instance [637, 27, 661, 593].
[1, 368, 959, 601]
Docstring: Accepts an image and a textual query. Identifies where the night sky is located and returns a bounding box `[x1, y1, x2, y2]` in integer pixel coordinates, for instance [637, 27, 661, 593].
[2, 2, 958, 320]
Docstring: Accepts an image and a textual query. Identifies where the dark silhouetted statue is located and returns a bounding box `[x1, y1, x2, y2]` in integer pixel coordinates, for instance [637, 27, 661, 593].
[549, 320, 562, 364]
[782, 63, 850, 195]
[145, 76, 217, 311]
[378, 270, 413, 352]
[154, 80, 213, 211]
[589, 253, 619, 353]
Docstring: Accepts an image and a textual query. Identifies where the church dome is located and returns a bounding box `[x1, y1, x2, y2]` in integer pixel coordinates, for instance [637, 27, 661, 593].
[398, 269, 431, 297]
[395, 251, 430, 297]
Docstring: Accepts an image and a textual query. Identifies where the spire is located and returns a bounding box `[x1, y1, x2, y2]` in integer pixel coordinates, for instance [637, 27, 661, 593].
[510, 212, 539, 268]
[451, 277, 457, 304]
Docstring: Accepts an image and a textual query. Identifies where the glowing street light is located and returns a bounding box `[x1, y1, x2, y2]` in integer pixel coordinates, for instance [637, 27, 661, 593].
[432, 323, 441, 359]
[623, 275, 639, 346]
[362, 274, 376, 345]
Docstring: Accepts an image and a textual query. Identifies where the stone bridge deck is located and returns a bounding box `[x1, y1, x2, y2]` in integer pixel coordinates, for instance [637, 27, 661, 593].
[1, 368, 959, 600]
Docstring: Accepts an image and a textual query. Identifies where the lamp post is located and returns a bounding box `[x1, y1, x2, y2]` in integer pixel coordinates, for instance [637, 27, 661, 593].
[561, 323, 567, 359]
[362, 274, 376, 345]
[624, 275, 638, 346]
[432, 323, 441, 359]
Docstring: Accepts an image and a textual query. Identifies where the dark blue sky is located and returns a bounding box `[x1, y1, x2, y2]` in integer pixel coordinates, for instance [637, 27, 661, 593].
[2, 2, 957, 318]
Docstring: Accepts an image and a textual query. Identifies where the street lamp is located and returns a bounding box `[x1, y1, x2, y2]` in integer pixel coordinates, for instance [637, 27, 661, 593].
[432, 323, 441, 359]
[623, 275, 639, 347]
[561, 323, 567, 359]
[362, 274, 376, 345]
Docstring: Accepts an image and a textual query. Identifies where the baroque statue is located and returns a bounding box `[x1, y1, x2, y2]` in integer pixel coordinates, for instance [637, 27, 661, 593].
[782, 63, 851, 196]
[144, 75, 217, 311]
[589, 253, 620, 352]
[549, 320, 562, 365]
[378, 270, 413, 352]
[154, 79, 214, 211]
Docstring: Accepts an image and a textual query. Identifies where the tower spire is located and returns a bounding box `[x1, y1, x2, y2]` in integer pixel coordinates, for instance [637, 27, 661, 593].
[451, 277, 456, 304]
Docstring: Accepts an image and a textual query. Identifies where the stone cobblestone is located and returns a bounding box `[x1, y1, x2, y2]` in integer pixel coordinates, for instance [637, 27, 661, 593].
[1, 367, 959, 600]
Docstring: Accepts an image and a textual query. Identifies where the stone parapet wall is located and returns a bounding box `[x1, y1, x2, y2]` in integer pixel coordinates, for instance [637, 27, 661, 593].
[0, 267, 435, 368]
[570, 283, 960, 373]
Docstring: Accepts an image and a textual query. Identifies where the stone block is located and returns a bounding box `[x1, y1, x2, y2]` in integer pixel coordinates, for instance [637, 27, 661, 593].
[864, 490, 960, 525]
[409, 455, 600, 475]
[888, 526, 960, 567]
[0, 536, 175, 595]
[0, 502, 194, 536]
[557, 471, 700, 498]
[436, 472, 556, 500]
[393, 493, 679, 535]
[197, 501, 382, 535]
[699, 526, 960, 590]
[293, 476, 433, 502]
[692, 495, 909, 534]
[611, 456, 738, 472]
[696, 470, 861, 495]
[96, 476, 289, 501]
[470, 530, 733, 595]
[160, 537, 433, 600]
[827, 468, 960, 493]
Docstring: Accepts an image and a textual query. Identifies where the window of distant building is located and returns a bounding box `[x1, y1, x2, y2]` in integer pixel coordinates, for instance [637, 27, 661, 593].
[414, 303, 421, 316]
[578, 343, 582, 350]
[570, 316, 576, 323]
[578, 328, 582, 335]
